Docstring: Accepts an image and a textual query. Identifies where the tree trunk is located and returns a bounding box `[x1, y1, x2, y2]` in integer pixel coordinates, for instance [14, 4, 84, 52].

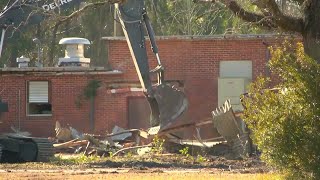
[48, 23, 60, 66]
[281, 0, 286, 12]
[9, 45, 17, 67]
[303, 0, 320, 63]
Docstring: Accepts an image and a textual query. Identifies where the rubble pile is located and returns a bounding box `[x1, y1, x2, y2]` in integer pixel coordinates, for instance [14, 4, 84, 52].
[53, 121, 153, 157]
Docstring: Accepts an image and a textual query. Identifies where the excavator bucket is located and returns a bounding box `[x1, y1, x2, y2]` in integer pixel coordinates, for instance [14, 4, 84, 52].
[148, 84, 188, 131]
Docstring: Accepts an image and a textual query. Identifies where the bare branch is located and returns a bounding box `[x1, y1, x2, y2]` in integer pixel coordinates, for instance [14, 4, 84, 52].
[194, 0, 275, 28]
[194, 0, 304, 33]
[289, 0, 305, 5]
[217, 0, 303, 33]
[227, 1, 277, 29]
[262, 0, 304, 33]
[51, 0, 125, 25]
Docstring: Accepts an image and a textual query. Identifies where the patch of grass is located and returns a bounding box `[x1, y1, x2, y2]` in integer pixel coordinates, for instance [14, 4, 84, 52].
[196, 155, 206, 163]
[0, 172, 283, 180]
[125, 152, 133, 158]
[0, 162, 63, 170]
[243, 173, 283, 180]
[50, 153, 106, 165]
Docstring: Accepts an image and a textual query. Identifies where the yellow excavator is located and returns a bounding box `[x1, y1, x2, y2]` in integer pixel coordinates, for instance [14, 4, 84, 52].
[0, 0, 188, 162]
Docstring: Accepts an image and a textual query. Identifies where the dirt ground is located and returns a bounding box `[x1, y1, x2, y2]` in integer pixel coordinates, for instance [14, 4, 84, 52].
[0, 153, 279, 180]
[0, 170, 280, 180]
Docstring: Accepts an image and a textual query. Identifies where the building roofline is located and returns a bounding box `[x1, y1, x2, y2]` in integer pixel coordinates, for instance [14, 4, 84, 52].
[0, 67, 123, 75]
[102, 34, 300, 41]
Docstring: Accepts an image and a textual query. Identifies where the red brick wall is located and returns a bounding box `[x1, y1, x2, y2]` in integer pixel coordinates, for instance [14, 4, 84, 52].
[105, 36, 278, 138]
[0, 73, 144, 137]
[0, 36, 282, 138]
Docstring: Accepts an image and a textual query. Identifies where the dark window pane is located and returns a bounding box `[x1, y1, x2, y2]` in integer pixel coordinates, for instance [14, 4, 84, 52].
[28, 103, 52, 115]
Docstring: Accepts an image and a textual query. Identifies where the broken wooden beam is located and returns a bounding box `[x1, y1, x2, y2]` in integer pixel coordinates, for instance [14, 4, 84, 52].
[53, 139, 89, 149]
[112, 144, 153, 156]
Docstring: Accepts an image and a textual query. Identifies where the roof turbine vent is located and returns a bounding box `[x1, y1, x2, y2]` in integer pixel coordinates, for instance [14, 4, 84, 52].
[58, 37, 91, 67]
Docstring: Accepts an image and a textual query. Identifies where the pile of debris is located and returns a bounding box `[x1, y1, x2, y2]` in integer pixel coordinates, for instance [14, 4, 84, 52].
[53, 122, 153, 157]
[211, 99, 252, 157]
[53, 99, 252, 158]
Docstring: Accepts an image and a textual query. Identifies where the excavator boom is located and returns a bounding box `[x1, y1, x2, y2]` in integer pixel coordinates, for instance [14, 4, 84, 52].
[116, 0, 188, 131]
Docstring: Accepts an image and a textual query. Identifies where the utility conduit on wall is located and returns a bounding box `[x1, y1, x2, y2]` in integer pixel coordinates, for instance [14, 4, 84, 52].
[107, 88, 143, 94]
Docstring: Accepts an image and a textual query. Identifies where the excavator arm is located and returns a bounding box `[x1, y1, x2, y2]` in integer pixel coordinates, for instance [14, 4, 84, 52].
[115, 0, 188, 130]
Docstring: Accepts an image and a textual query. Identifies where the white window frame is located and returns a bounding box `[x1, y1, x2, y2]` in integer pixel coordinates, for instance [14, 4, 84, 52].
[27, 81, 52, 116]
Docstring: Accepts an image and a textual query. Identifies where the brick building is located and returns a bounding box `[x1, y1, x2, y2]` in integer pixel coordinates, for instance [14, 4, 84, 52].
[0, 35, 278, 138]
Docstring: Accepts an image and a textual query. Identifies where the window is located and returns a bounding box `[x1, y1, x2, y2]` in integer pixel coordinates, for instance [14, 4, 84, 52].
[27, 81, 52, 116]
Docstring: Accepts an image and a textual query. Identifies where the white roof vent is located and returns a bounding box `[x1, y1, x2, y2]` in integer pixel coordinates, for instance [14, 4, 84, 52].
[16, 56, 30, 68]
[58, 37, 91, 67]
[59, 38, 90, 45]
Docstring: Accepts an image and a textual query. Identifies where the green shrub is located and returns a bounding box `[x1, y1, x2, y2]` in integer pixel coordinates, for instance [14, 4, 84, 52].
[179, 147, 190, 158]
[196, 154, 206, 163]
[242, 42, 320, 179]
[151, 135, 165, 154]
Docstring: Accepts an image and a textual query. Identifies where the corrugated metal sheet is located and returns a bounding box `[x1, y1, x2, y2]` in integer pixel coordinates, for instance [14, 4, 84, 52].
[211, 99, 243, 142]
[29, 81, 48, 103]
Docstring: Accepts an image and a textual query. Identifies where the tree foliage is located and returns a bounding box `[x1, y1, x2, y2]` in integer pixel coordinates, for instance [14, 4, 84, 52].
[242, 42, 320, 179]
[0, 0, 117, 67]
[146, 0, 265, 35]
[204, 0, 320, 62]
[0, 0, 271, 67]
[79, 2, 114, 67]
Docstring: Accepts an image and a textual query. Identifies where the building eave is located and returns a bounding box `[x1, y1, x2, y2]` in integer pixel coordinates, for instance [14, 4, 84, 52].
[102, 34, 301, 41]
[0, 67, 123, 76]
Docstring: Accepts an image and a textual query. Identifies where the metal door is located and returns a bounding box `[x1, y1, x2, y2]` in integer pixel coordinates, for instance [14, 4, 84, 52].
[128, 97, 151, 129]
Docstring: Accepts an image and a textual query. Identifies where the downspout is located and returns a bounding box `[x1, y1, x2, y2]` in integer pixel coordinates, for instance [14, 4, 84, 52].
[0, 28, 6, 59]
[18, 89, 21, 130]
[85, 80, 101, 133]
[89, 97, 95, 133]
[262, 41, 271, 77]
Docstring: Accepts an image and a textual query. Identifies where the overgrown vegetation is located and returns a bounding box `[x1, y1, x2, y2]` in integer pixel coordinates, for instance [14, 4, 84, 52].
[242, 42, 320, 179]
[179, 147, 191, 158]
[75, 79, 101, 108]
[151, 135, 165, 154]
[51, 154, 104, 165]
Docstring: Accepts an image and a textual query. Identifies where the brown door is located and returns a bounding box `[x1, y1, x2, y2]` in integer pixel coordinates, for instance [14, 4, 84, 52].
[128, 97, 151, 129]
